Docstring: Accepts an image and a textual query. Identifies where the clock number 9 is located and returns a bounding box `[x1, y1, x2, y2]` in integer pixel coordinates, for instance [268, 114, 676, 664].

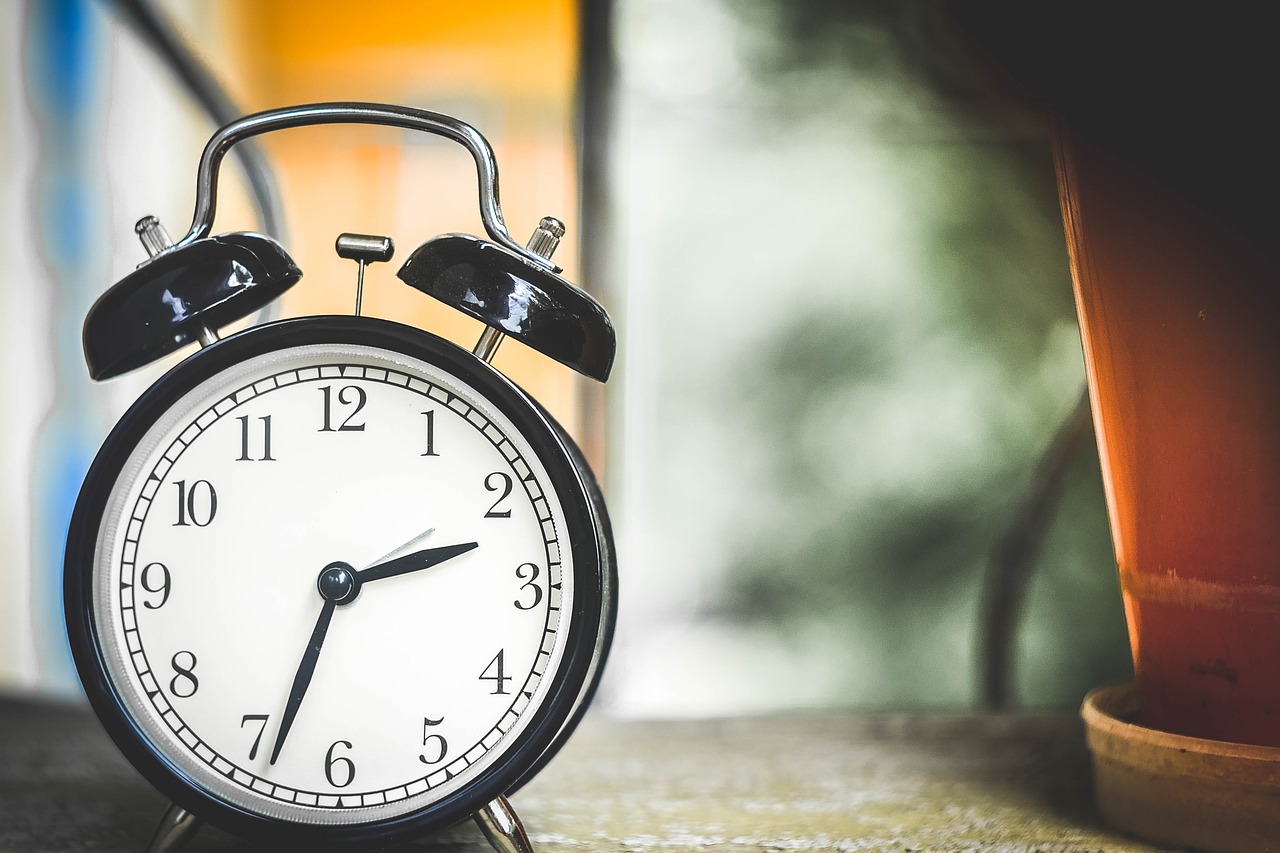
[140, 561, 171, 609]
[419, 716, 448, 765]
[484, 472, 513, 518]
[324, 740, 356, 788]
[514, 563, 543, 610]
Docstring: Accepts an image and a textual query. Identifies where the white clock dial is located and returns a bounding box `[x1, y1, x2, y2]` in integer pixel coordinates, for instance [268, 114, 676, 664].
[90, 342, 575, 825]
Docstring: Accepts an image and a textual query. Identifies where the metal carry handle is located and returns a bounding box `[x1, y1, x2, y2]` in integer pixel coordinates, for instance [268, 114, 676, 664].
[174, 101, 555, 270]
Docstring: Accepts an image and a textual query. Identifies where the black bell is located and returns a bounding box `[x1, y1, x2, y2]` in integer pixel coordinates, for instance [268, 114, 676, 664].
[83, 231, 301, 380]
[396, 233, 615, 382]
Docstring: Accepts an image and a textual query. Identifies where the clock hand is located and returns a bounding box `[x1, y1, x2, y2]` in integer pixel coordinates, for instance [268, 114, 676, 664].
[267, 543, 476, 765]
[355, 542, 478, 584]
[269, 594, 337, 765]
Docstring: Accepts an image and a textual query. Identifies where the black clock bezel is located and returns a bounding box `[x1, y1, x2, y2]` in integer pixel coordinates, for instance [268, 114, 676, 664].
[64, 315, 612, 848]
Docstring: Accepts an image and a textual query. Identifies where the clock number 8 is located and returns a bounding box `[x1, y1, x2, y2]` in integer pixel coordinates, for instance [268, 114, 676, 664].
[169, 651, 199, 698]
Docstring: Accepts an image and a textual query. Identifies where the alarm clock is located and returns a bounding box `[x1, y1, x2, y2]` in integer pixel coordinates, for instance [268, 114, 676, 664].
[63, 103, 616, 853]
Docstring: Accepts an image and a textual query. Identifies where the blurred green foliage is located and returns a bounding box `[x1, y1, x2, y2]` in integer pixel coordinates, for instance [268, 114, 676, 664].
[620, 0, 1131, 711]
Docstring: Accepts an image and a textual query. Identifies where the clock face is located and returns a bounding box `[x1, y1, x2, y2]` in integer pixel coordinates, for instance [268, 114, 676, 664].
[68, 319, 605, 839]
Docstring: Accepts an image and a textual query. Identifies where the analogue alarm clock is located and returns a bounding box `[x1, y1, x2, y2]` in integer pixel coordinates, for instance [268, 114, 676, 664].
[63, 103, 616, 853]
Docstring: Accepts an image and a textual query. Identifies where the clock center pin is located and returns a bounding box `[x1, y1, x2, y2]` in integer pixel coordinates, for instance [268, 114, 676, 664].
[317, 561, 360, 605]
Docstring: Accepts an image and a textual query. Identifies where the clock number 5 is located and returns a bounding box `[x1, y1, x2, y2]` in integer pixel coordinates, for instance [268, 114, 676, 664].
[319, 385, 367, 432]
[419, 716, 448, 765]
[325, 740, 356, 788]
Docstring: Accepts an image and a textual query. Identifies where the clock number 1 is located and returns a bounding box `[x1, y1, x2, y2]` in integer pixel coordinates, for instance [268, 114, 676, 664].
[421, 410, 439, 456]
[173, 480, 217, 527]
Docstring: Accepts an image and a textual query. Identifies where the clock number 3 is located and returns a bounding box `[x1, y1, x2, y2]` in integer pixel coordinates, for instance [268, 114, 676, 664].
[419, 716, 448, 765]
[319, 385, 367, 432]
[514, 563, 543, 610]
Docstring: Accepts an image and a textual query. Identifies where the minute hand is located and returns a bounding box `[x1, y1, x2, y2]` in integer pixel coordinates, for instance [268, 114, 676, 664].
[355, 542, 478, 584]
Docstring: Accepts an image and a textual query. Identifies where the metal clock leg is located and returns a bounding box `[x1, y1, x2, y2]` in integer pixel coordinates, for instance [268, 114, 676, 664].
[474, 795, 536, 853]
[145, 802, 202, 853]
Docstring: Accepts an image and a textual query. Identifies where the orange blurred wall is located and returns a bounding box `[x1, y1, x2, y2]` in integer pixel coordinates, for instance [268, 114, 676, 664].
[216, 0, 584, 436]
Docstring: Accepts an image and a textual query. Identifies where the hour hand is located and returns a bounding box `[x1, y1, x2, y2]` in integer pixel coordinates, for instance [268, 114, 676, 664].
[355, 542, 478, 584]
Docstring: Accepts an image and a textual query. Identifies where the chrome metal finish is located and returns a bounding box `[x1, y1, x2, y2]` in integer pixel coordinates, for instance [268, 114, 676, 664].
[196, 326, 220, 347]
[525, 216, 565, 260]
[472, 325, 505, 363]
[145, 802, 202, 853]
[336, 232, 395, 316]
[336, 232, 395, 263]
[174, 103, 556, 271]
[135, 215, 174, 259]
[474, 796, 536, 853]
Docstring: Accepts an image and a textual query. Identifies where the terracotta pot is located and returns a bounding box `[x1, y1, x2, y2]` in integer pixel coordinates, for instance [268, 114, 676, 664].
[1083, 684, 1280, 852]
[1055, 125, 1280, 747]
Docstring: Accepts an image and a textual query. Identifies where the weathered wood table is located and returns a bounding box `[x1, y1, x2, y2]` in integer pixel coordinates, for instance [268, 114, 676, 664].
[0, 694, 1173, 851]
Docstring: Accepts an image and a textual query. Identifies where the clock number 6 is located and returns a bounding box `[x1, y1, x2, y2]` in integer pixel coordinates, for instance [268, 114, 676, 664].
[514, 563, 543, 610]
[484, 472, 513, 518]
[324, 740, 356, 788]
[419, 716, 448, 765]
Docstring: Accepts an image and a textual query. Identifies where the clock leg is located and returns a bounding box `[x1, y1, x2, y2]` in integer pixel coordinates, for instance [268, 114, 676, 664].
[145, 802, 202, 853]
[474, 795, 535, 853]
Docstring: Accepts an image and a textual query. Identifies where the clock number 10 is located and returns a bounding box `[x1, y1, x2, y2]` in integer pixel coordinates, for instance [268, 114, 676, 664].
[173, 480, 217, 527]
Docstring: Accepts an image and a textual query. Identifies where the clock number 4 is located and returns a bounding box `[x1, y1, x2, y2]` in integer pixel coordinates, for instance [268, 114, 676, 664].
[419, 716, 448, 765]
[319, 385, 366, 432]
[479, 650, 512, 695]
[173, 480, 217, 527]
[236, 415, 275, 462]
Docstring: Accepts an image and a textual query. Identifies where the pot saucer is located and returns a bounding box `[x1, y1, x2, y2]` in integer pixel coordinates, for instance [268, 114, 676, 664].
[1083, 683, 1280, 852]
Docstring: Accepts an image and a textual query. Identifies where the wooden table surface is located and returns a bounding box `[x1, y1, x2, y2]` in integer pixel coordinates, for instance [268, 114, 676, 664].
[0, 694, 1174, 852]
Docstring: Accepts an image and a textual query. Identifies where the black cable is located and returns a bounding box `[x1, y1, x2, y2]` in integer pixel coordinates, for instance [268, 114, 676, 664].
[98, 0, 285, 243]
[978, 386, 1094, 710]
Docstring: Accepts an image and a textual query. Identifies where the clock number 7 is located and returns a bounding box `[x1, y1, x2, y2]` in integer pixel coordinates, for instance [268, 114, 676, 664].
[240, 714, 269, 760]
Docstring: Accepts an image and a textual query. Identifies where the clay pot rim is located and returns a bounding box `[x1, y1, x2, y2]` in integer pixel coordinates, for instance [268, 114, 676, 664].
[1084, 682, 1280, 786]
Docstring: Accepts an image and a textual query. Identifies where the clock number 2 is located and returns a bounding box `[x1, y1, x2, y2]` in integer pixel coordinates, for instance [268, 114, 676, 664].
[484, 472, 513, 518]
[319, 385, 367, 432]
[324, 740, 356, 788]
[419, 716, 448, 765]
[173, 480, 217, 527]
